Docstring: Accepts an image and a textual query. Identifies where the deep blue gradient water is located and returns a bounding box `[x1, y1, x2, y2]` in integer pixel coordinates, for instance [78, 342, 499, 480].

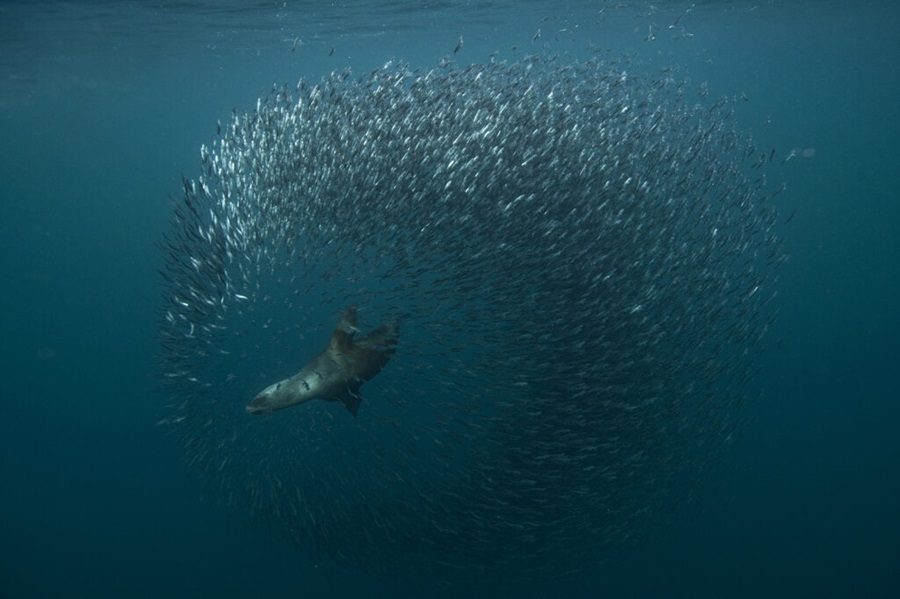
[1, 1, 898, 597]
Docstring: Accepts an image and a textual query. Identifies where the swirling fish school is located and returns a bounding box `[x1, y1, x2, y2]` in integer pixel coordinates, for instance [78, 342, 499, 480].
[158, 54, 781, 587]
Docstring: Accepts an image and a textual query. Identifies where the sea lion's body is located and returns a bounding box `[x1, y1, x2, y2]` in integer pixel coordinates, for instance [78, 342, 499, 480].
[246, 306, 398, 417]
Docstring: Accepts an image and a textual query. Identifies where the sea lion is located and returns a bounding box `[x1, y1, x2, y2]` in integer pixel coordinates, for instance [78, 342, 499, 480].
[246, 305, 398, 417]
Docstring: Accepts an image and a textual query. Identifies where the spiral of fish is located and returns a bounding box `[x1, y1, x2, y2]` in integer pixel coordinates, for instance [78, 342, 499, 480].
[158, 54, 781, 586]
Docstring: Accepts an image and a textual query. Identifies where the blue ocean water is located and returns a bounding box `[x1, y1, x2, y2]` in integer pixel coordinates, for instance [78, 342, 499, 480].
[1, 1, 898, 597]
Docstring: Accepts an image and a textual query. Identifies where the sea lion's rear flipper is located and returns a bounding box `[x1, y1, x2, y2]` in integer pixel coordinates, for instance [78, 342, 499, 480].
[330, 305, 359, 351]
[337, 387, 363, 418]
[355, 314, 400, 354]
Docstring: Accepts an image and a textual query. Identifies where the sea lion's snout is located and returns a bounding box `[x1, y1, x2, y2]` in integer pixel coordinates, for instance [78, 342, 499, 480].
[245, 394, 271, 414]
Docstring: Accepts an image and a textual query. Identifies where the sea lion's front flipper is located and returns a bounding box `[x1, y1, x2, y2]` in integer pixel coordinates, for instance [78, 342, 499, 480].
[337, 387, 363, 418]
[330, 305, 359, 351]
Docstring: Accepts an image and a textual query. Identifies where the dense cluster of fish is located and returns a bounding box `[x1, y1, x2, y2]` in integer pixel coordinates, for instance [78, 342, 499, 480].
[158, 53, 781, 587]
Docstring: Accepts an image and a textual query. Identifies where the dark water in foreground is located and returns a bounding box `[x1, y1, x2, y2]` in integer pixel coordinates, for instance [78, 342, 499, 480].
[1, 1, 899, 597]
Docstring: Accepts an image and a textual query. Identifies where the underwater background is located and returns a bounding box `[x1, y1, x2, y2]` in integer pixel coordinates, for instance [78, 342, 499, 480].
[1, 1, 898, 597]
